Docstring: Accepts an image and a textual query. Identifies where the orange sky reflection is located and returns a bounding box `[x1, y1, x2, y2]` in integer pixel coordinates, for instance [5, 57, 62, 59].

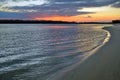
[44, 25, 70, 29]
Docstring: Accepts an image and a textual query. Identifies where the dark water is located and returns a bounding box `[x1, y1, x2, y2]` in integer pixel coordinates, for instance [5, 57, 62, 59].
[0, 24, 107, 80]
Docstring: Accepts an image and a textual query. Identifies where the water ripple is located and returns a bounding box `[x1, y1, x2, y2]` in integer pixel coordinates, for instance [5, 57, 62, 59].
[0, 24, 108, 80]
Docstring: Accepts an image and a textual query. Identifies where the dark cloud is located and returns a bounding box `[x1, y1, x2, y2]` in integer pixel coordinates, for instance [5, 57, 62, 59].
[8, 0, 120, 12]
[49, 0, 118, 7]
[9, 5, 95, 17]
[87, 16, 92, 18]
[112, 1, 120, 8]
[0, 12, 29, 19]
[0, 0, 120, 19]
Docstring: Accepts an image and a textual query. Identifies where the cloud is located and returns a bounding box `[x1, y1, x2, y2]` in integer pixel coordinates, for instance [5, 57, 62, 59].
[8, 5, 95, 16]
[87, 16, 92, 18]
[49, 0, 118, 7]
[0, 0, 49, 7]
[0, 12, 29, 19]
[0, 0, 120, 19]
[111, 1, 120, 8]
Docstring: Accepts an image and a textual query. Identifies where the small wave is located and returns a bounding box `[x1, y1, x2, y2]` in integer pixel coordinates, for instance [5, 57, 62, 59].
[0, 24, 110, 80]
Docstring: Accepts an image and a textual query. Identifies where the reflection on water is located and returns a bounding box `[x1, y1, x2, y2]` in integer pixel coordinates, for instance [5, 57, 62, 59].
[43, 25, 70, 29]
[0, 24, 108, 80]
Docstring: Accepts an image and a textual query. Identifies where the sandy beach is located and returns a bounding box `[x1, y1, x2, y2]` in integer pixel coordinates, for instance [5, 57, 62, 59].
[52, 24, 120, 80]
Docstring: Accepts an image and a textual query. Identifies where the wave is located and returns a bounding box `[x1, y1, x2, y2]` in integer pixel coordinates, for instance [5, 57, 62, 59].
[0, 24, 111, 80]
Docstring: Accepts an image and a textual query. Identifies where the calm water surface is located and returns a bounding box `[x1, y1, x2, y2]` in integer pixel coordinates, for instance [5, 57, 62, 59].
[0, 24, 108, 80]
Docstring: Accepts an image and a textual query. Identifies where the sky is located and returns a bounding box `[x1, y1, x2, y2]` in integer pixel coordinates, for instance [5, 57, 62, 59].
[0, 0, 120, 22]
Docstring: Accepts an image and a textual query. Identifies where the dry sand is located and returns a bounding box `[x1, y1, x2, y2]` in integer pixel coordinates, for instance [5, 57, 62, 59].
[53, 24, 120, 80]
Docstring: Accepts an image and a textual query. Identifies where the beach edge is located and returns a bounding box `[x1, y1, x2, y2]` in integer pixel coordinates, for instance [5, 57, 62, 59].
[52, 24, 120, 80]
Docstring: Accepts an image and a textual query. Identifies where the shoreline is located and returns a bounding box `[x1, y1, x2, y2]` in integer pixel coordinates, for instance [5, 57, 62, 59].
[52, 24, 120, 80]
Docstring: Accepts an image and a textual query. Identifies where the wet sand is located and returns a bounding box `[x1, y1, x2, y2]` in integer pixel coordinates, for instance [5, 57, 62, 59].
[53, 24, 120, 80]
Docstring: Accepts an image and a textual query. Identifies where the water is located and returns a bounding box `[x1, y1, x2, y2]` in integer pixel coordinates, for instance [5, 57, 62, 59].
[0, 24, 108, 80]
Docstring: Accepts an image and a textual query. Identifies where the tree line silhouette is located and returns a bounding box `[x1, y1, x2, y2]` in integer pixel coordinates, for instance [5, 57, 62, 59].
[0, 19, 119, 24]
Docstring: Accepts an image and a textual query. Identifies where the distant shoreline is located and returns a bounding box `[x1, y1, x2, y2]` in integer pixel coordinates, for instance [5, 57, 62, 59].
[0, 20, 113, 24]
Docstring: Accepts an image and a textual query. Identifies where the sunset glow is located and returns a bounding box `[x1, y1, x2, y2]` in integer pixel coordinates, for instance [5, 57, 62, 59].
[0, 0, 120, 22]
[34, 6, 120, 22]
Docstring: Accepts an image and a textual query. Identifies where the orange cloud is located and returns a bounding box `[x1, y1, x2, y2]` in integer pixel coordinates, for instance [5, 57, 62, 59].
[34, 7, 120, 22]
[35, 15, 73, 22]
[34, 15, 94, 22]
[34, 15, 119, 22]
